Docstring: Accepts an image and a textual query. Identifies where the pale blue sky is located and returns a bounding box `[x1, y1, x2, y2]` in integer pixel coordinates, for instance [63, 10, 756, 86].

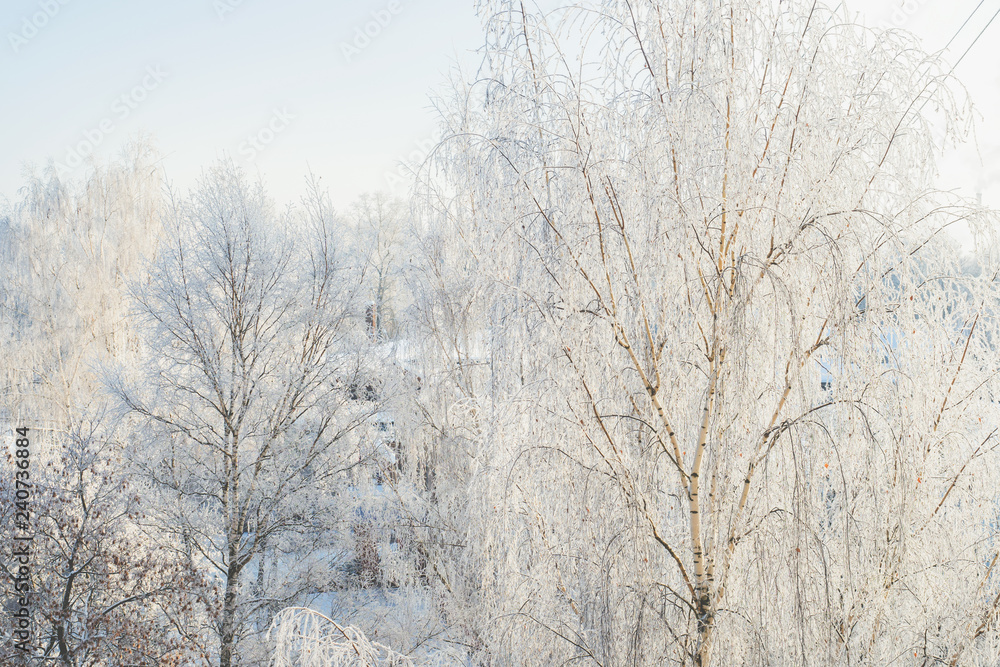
[1, 0, 483, 208]
[1, 0, 998, 211]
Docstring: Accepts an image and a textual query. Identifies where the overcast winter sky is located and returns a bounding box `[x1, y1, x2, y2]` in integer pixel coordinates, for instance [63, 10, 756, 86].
[1, 0, 998, 211]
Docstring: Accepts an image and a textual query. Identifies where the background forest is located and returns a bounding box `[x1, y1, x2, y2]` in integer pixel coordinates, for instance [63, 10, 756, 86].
[5, 1, 1000, 666]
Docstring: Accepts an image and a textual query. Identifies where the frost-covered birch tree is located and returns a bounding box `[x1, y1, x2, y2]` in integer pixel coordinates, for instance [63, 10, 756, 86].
[390, 205, 498, 656]
[112, 163, 380, 667]
[351, 193, 407, 341]
[423, 1, 1000, 665]
[0, 145, 206, 665]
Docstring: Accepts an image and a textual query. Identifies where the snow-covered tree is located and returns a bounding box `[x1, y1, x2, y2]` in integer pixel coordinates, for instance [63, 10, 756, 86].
[350, 193, 407, 342]
[0, 143, 207, 665]
[0, 141, 163, 422]
[268, 607, 414, 667]
[390, 203, 499, 657]
[1, 417, 208, 666]
[423, 1, 1000, 665]
[111, 163, 382, 667]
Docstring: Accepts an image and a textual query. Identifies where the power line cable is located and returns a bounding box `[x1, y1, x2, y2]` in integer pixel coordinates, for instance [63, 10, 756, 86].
[942, 0, 987, 52]
[915, 2, 1000, 114]
[946, 3, 1000, 74]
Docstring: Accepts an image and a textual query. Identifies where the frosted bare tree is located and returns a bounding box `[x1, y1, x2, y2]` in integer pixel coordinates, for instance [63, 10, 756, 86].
[0, 143, 206, 665]
[422, 1, 1000, 665]
[112, 163, 380, 667]
[351, 193, 407, 341]
[267, 607, 414, 667]
[383, 204, 499, 659]
[0, 141, 163, 422]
